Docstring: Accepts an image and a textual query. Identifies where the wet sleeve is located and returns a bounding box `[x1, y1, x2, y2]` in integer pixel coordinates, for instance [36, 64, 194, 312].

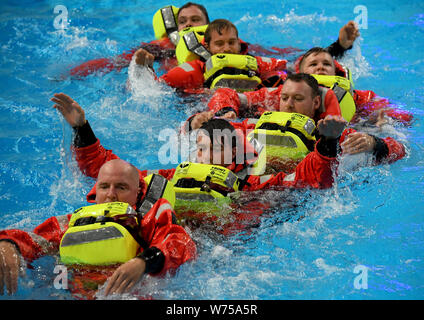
[73, 121, 97, 148]
[208, 88, 241, 116]
[138, 199, 196, 275]
[0, 215, 71, 263]
[160, 61, 205, 90]
[326, 40, 350, 59]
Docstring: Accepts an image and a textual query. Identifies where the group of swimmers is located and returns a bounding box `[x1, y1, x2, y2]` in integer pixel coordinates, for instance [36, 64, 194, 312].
[0, 2, 411, 299]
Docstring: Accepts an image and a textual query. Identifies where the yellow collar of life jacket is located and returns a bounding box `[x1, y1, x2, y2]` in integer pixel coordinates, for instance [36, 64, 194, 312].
[311, 72, 356, 122]
[60, 202, 140, 266]
[59, 174, 175, 266]
[176, 25, 210, 64]
[152, 5, 180, 45]
[203, 53, 262, 92]
[247, 112, 317, 171]
[171, 162, 241, 202]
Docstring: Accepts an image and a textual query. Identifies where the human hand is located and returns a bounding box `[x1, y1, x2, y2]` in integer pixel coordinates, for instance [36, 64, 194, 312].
[51, 93, 86, 128]
[338, 21, 360, 49]
[134, 48, 155, 67]
[369, 109, 389, 128]
[219, 111, 237, 120]
[341, 132, 376, 154]
[104, 257, 146, 296]
[317, 115, 347, 139]
[191, 111, 214, 130]
[0, 241, 21, 296]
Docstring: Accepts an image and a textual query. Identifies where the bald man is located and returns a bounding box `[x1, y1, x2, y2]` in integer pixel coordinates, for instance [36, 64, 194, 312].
[0, 159, 196, 298]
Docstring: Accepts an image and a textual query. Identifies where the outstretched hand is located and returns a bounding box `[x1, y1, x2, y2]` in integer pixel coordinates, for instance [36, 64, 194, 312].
[338, 21, 360, 49]
[317, 115, 347, 139]
[51, 93, 86, 128]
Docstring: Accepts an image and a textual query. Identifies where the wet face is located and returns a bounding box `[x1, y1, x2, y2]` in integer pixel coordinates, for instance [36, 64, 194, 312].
[177, 5, 208, 31]
[196, 131, 235, 166]
[205, 27, 241, 55]
[279, 79, 321, 118]
[95, 160, 140, 207]
[300, 52, 336, 75]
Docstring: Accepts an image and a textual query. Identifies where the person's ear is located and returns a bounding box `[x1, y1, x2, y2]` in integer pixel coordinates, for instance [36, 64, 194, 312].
[313, 95, 321, 111]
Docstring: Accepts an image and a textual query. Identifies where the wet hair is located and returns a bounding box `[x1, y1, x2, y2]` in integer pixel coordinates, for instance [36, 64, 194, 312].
[204, 19, 238, 44]
[285, 73, 320, 98]
[298, 47, 332, 71]
[178, 2, 210, 24]
[199, 118, 238, 148]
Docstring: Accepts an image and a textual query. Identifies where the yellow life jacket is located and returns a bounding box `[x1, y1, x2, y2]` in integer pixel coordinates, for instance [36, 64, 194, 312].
[152, 5, 180, 45]
[170, 162, 243, 220]
[171, 162, 241, 201]
[59, 174, 175, 266]
[311, 72, 356, 122]
[204, 54, 262, 92]
[247, 112, 317, 173]
[175, 25, 210, 64]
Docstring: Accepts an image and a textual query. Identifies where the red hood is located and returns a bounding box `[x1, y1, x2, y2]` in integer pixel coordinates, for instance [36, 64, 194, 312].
[226, 122, 259, 174]
[294, 54, 347, 77]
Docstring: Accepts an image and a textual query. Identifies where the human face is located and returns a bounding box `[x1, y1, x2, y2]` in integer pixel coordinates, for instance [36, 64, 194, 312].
[206, 27, 241, 55]
[300, 52, 336, 75]
[95, 160, 140, 207]
[196, 131, 235, 166]
[177, 6, 208, 31]
[279, 80, 321, 118]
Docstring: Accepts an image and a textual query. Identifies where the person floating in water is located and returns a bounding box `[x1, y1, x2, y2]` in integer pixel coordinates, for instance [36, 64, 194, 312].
[188, 73, 406, 173]
[0, 159, 196, 299]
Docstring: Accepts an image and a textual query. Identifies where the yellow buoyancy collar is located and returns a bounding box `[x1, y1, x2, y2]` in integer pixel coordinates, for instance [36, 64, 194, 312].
[171, 162, 242, 202]
[311, 72, 356, 122]
[247, 111, 317, 163]
[59, 174, 175, 266]
[152, 5, 180, 45]
[175, 25, 210, 64]
[60, 202, 141, 266]
[204, 54, 262, 92]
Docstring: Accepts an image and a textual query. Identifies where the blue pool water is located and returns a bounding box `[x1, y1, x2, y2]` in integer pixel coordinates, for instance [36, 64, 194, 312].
[0, 0, 423, 300]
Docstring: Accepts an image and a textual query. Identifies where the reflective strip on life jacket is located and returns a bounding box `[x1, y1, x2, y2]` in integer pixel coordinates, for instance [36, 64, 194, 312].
[138, 174, 170, 216]
[60, 226, 123, 247]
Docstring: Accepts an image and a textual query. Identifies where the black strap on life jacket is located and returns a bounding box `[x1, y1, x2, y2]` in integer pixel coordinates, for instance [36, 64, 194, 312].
[204, 67, 257, 88]
[257, 121, 316, 152]
[173, 176, 236, 197]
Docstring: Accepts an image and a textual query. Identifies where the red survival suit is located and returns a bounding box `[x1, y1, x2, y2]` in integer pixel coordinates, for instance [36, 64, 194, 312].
[157, 40, 287, 92]
[0, 187, 196, 299]
[206, 59, 413, 125]
[70, 38, 178, 78]
[73, 120, 338, 192]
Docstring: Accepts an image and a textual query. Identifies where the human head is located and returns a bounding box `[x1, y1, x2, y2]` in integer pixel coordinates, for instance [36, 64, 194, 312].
[95, 159, 141, 207]
[177, 2, 209, 31]
[196, 118, 238, 166]
[298, 47, 336, 76]
[204, 19, 241, 55]
[279, 73, 321, 118]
